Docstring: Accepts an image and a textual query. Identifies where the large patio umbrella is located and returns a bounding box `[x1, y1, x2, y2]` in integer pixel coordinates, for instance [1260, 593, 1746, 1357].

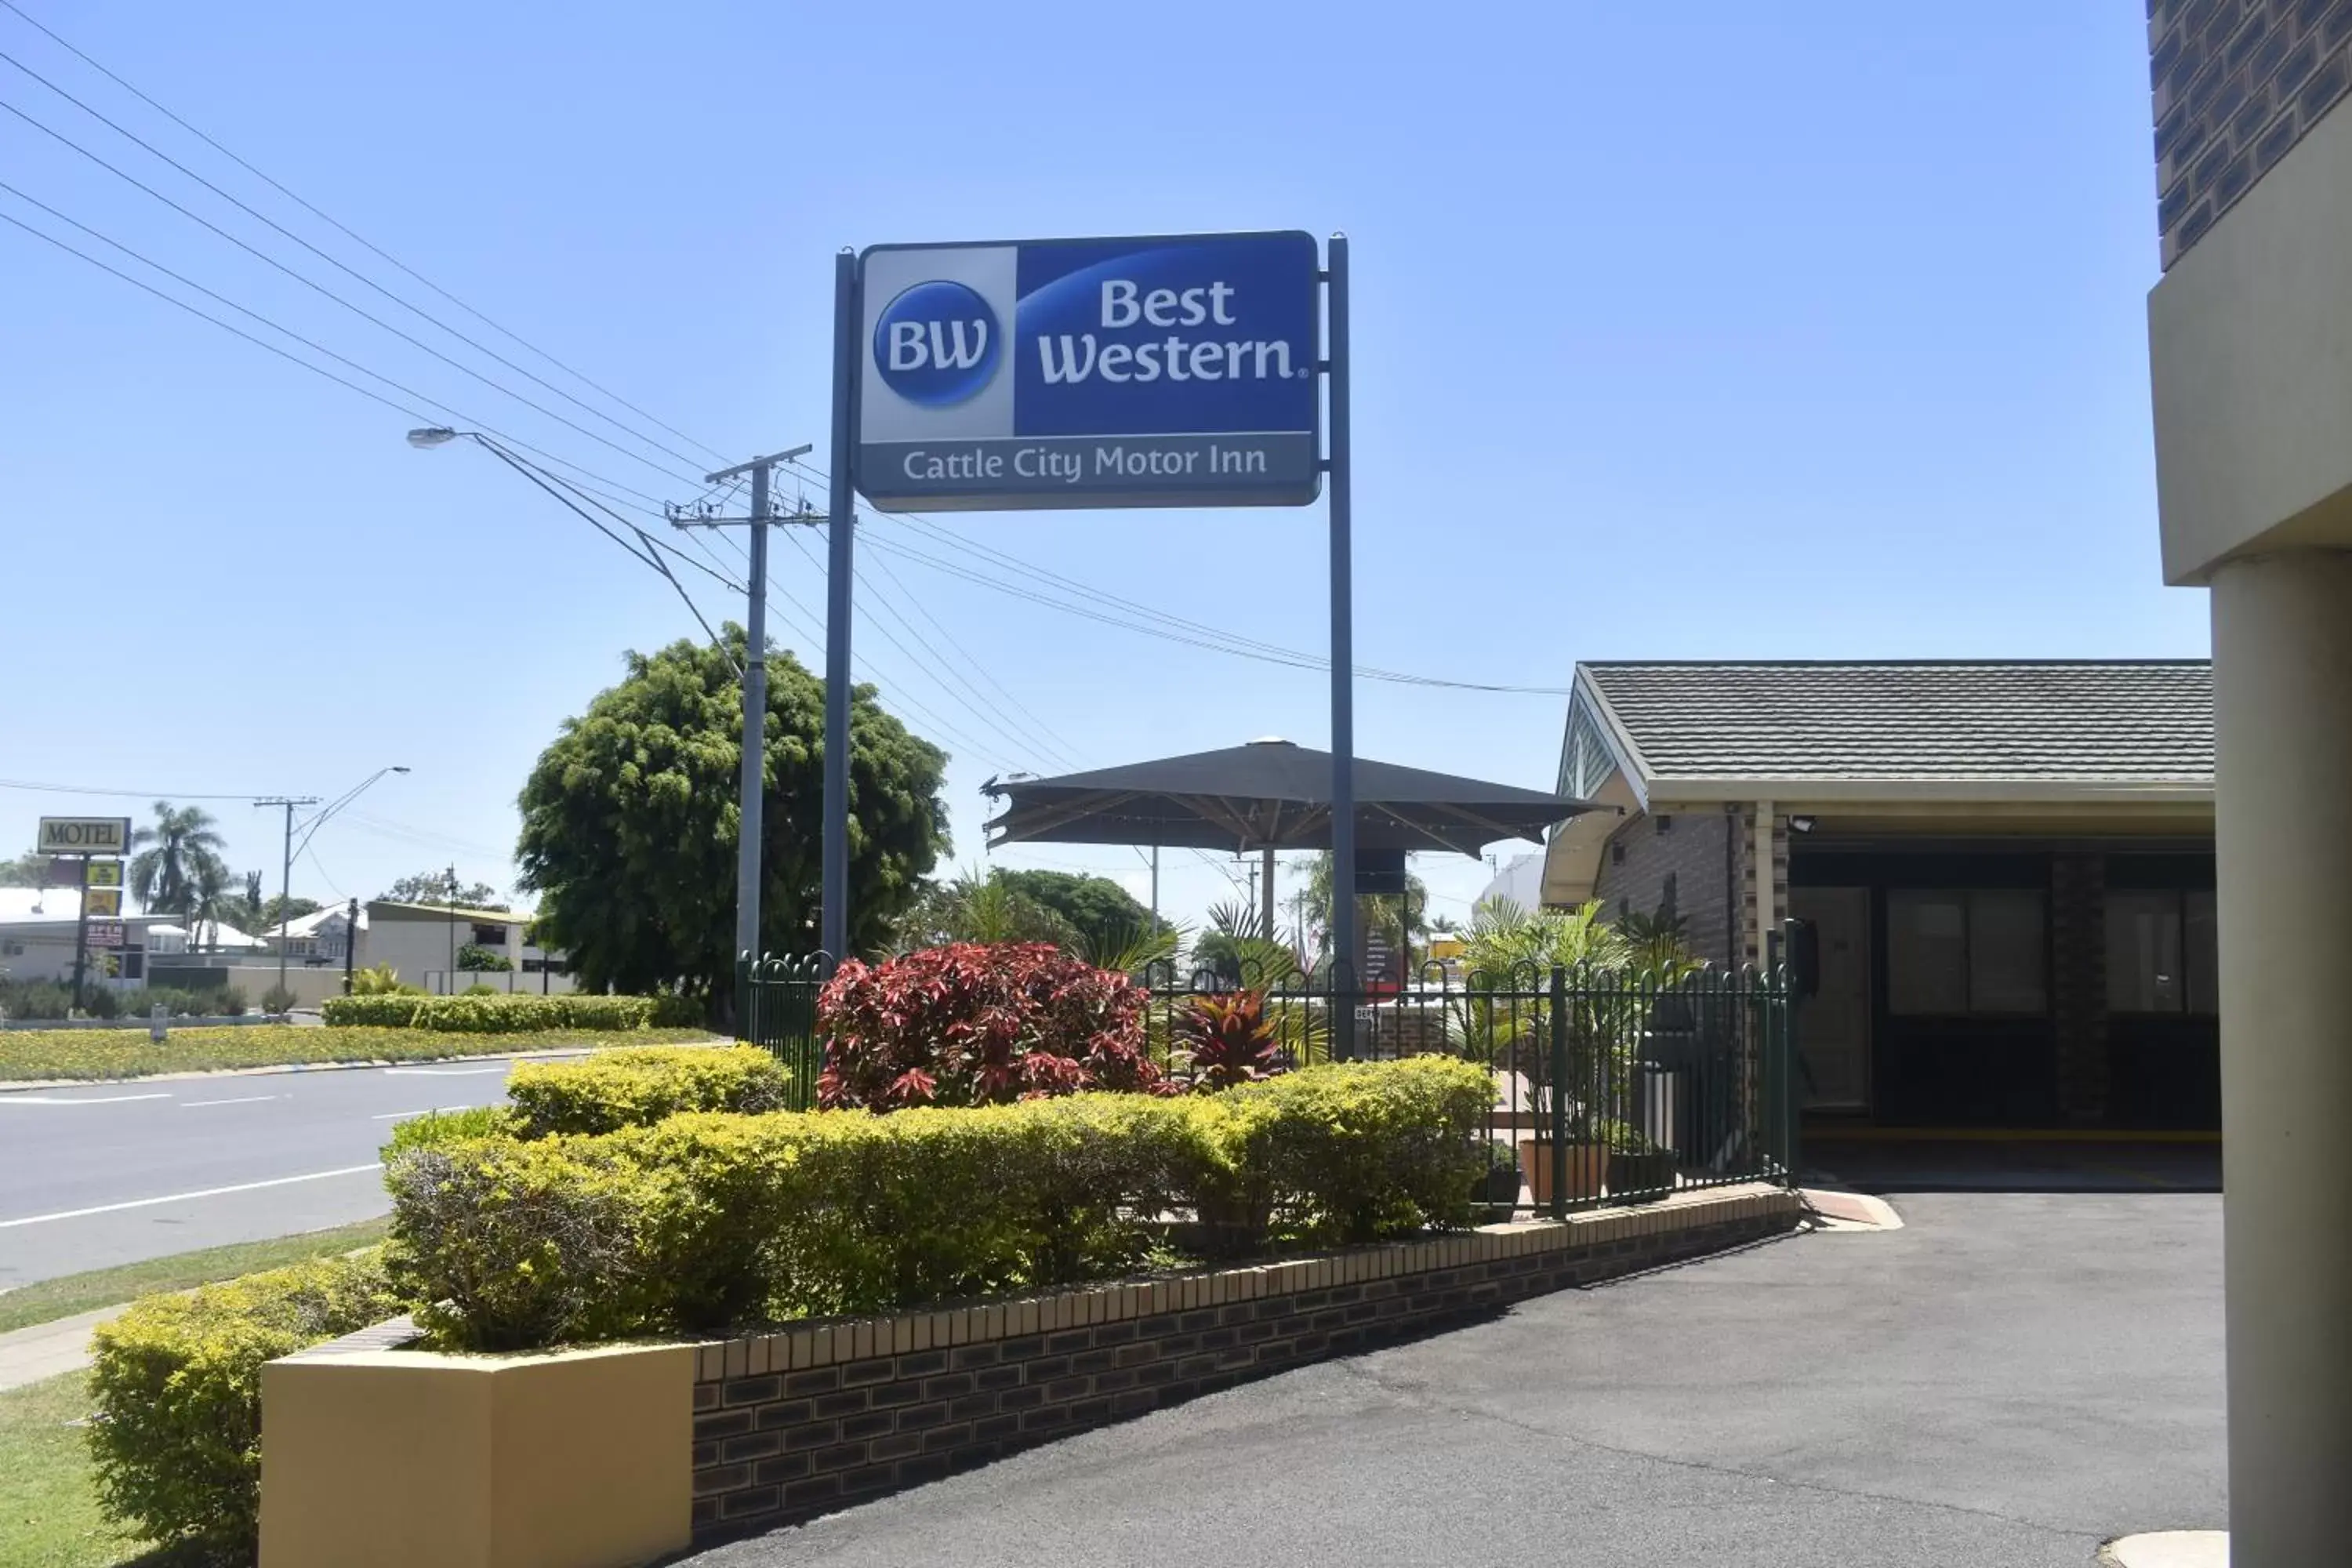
[982, 738, 1605, 859]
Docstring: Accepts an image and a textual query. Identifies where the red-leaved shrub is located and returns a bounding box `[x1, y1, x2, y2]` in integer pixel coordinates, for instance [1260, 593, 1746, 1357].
[1173, 990, 1286, 1090]
[816, 942, 1163, 1109]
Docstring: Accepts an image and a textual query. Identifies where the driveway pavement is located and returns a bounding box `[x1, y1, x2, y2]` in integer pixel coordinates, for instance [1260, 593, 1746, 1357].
[0, 1054, 575, 1288]
[684, 1191, 2223, 1568]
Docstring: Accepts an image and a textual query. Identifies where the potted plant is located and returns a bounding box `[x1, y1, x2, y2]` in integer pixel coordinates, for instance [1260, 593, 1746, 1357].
[1606, 1120, 1678, 1203]
[1468, 1138, 1523, 1216]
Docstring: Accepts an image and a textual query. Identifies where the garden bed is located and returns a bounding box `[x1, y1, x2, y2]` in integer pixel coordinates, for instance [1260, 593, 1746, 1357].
[262, 1185, 1804, 1566]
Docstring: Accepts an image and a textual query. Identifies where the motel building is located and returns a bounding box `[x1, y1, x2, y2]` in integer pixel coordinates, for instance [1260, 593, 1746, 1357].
[1538, 659, 2216, 1133]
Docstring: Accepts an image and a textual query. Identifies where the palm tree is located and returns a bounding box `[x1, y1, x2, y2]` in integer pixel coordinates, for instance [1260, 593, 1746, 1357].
[129, 801, 228, 926]
[183, 858, 234, 953]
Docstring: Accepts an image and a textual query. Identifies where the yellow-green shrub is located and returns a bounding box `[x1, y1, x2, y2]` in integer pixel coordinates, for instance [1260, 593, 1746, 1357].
[319, 993, 657, 1033]
[85, 1253, 404, 1564]
[386, 1060, 1490, 1352]
[381, 1102, 517, 1158]
[384, 1136, 652, 1352]
[504, 1045, 794, 1137]
[1218, 1055, 1493, 1243]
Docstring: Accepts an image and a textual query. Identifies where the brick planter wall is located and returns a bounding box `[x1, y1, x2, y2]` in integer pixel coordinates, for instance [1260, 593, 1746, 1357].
[688, 1183, 1802, 1543]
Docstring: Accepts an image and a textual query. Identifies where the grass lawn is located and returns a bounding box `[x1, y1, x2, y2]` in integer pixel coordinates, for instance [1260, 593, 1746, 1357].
[0, 1220, 390, 1338]
[0, 1371, 165, 1568]
[0, 1025, 713, 1083]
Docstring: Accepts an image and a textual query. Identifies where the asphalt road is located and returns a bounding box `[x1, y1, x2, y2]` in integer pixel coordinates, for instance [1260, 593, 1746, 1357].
[0, 1054, 576, 1288]
[685, 1190, 2225, 1568]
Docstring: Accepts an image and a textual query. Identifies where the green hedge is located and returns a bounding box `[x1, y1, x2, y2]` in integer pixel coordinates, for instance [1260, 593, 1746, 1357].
[503, 1045, 796, 1137]
[382, 1103, 517, 1159]
[319, 993, 657, 1033]
[85, 1252, 404, 1563]
[385, 1057, 1492, 1352]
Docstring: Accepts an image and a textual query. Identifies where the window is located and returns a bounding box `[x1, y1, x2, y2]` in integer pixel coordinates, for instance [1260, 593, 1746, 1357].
[1888, 888, 2047, 1015]
[470, 924, 509, 946]
[2106, 889, 2218, 1014]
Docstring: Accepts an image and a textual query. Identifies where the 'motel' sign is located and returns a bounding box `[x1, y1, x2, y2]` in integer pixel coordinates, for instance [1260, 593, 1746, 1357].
[854, 231, 1321, 512]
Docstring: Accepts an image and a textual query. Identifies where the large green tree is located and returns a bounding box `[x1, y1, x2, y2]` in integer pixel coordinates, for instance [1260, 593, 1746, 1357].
[0, 852, 53, 887]
[989, 869, 1152, 950]
[380, 869, 505, 909]
[517, 628, 949, 1004]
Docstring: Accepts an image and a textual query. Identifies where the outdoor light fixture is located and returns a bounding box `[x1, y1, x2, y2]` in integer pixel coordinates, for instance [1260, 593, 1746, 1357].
[405, 426, 459, 448]
[1790, 815, 1817, 834]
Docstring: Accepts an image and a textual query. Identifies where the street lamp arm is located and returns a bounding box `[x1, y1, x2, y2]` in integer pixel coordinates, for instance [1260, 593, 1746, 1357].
[292, 765, 409, 862]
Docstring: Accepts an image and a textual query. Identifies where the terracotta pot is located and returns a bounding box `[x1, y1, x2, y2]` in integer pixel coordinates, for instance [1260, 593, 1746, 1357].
[1518, 1138, 1608, 1207]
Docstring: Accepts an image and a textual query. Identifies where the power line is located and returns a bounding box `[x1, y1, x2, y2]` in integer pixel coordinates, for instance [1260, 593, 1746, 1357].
[786, 459, 1570, 695]
[0, 88, 710, 490]
[0, 179, 673, 509]
[855, 562, 1084, 771]
[0, 42, 716, 479]
[859, 544, 1090, 771]
[0, 198, 738, 655]
[0, 0, 731, 466]
[0, 776, 266, 800]
[772, 530, 1026, 771]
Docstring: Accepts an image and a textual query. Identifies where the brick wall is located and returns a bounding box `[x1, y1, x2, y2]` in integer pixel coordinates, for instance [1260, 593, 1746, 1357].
[2050, 854, 2112, 1124]
[2152, 0, 2352, 266]
[689, 1187, 1802, 1543]
[1593, 808, 1740, 969]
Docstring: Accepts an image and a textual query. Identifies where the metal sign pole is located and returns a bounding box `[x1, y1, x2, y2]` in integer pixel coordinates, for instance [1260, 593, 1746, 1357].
[821, 249, 860, 962]
[69, 855, 90, 1012]
[1326, 234, 1356, 1054]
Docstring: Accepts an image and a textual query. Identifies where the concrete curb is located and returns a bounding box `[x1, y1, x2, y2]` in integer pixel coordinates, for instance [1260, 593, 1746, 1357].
[2099, 1530, 2228, 1566]
[1798, 1188, 1904, 1230]
[0, 1040, 727, 1095]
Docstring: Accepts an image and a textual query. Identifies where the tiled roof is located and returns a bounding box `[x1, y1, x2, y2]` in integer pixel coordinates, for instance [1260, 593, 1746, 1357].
[1580, 661, 2213, 784]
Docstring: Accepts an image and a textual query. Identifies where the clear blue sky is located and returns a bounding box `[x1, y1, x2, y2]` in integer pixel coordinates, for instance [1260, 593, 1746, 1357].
[0, 2, 2190, 933]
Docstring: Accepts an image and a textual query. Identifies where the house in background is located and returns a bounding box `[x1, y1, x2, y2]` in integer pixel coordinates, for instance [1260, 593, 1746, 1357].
[270, 903, 362, 966]
[1541, 660, 2216, 1131]
[363, 899, 574, 995]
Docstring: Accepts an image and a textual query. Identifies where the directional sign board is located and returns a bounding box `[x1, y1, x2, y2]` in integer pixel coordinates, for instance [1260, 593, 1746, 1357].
[85, 921, 125, 949]
[38, 816, 132, 856]
[83, 887, 122, 917]
[855, 231, 1320, 512]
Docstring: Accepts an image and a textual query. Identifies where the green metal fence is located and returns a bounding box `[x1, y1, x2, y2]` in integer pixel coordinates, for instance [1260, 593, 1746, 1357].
[742, 951, 1796, 1215]
[739, 953, 831, 1111]
[1138, 961, 1797, 1218]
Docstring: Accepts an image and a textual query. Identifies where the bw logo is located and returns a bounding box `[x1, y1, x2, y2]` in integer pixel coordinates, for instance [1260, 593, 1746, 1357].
[873, 281, 1000, 407]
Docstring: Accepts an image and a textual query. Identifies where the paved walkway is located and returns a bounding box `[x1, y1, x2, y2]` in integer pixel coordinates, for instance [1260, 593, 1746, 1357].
[0, 1307, 113, 1392]
[685, 1191, 2224, 1568]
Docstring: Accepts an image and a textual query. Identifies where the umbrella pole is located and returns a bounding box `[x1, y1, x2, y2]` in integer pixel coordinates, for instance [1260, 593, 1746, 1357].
[1261, 845, 1276, 948]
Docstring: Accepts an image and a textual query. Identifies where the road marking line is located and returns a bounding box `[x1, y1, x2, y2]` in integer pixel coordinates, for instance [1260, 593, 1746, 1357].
[382, 1067, 507, 1076]
[0, 1165, 381, 1229]
[371, 1106, 476, 1120]
[180, 1095, 283, 1109]
[0, 1093, 173, 1106]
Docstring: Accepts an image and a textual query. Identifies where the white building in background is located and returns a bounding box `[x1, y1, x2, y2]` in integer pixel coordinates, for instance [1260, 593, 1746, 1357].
[363, 899, 574, 996]
[0, 888, 183, 986]
[1476, 851, 1544, 913]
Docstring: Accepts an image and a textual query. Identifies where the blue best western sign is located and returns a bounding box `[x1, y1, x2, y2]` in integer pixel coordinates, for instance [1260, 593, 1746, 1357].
[854, 230, 1322, 511]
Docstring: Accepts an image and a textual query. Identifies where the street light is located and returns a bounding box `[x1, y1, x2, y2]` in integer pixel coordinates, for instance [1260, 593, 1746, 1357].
[406, 427, 459, 448]
[260, 766, 410, 1008]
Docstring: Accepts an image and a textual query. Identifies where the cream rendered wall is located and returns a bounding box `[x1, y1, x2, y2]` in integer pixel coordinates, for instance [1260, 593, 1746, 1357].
[2149, 93, 2352, 583]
